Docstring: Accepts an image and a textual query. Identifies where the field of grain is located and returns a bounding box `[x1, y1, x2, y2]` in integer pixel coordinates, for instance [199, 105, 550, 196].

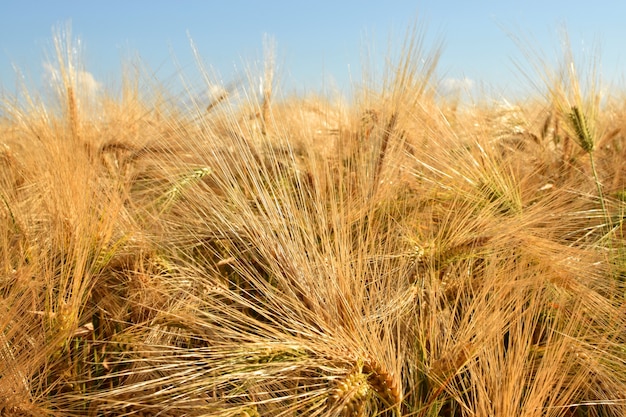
[0, 27, 625, 417]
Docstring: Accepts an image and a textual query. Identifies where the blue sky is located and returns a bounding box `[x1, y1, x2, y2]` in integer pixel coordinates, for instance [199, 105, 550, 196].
[1, 1, 624, 100]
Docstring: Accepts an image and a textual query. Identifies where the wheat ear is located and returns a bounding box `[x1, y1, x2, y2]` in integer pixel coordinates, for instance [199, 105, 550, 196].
[332, 367, 371, 417]
[568, 106, 611, 231]
[363, 357, 402, 411]
[331, 357, 402, 416]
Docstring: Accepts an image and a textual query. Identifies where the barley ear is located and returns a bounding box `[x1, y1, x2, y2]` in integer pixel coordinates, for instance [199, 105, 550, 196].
[237, 406, 261, 417]
[261, 34, 275, 136]
[567, 106, 612, 231]
[568, 106, 594, 153]
[67, 85, 79, 141]
[158, 167, 211, 213]
[331, 368, 371, 417]
[363, 357, 402, 412]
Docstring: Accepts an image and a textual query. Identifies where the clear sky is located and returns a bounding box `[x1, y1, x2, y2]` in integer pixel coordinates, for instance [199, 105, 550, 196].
[1, 1, 625, 100]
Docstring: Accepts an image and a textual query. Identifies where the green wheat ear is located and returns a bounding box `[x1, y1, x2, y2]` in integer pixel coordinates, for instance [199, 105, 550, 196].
[568, 106, 594, 153]
[158, 167, 212, 212]
[568, 105, 611, 230]
[615, 190, 626, 203]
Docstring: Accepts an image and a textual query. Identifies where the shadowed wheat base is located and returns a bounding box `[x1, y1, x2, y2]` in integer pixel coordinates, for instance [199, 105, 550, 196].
[0, 25, 625, 417]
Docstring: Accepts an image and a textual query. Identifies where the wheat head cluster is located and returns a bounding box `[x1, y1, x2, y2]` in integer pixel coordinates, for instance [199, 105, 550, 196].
[0, 25, 625, 417]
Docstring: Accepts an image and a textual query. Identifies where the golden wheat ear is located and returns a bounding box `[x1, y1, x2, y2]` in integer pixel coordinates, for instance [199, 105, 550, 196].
[331, 367, 371, 417]
[329, 357, 402, 417]
[363, 357, 402, 411]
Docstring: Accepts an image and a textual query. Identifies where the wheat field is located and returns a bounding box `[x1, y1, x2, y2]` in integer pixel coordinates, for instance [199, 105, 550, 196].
[0, 26, 625, 417]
